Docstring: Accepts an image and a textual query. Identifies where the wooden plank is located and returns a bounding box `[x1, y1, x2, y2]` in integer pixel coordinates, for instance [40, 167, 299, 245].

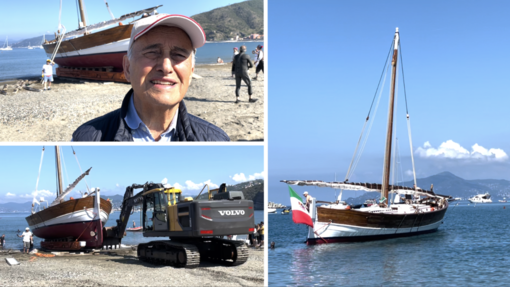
[56, 68, 128, 83]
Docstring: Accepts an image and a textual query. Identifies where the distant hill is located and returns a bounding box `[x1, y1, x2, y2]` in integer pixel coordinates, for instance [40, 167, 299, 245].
[12, 35, 54, 48]
[191, 0, 264, 41]
[344, 171, 510, 204]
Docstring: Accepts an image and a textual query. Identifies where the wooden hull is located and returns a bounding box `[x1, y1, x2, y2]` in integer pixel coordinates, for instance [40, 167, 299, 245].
[307, 204, 448, 245]
[43, 24, 132, 74]
[26, 197, 112, 249]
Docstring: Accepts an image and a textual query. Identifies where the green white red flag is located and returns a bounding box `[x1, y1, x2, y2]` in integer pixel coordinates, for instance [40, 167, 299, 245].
[288, 186, 313, 227]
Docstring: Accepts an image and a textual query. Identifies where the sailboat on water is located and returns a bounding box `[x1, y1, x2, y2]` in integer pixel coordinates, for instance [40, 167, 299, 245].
[0, 36, 13, 51]
[25, 147, 112, 250]
[283, 28, 451, 245]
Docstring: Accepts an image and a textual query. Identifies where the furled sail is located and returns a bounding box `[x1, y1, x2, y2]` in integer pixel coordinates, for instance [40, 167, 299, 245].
[50, 167, 92, 206]
[281, 180, 450, 199]
[60, 6, 162, 39]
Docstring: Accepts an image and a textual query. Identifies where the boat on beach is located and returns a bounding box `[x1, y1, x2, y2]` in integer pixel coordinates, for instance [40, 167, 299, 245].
[283, 28, 451, 245]
[43, 0, 162, 82]
[25, 147, 112, 250]
[469, 193, 492, 203]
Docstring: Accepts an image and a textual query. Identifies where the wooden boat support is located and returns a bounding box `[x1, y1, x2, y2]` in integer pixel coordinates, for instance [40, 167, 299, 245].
[41, 240, 84, 251]
[57, 67, 128, 83]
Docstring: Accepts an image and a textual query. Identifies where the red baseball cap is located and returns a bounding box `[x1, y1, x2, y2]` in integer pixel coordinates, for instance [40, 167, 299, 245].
[130, 14, 206, 49]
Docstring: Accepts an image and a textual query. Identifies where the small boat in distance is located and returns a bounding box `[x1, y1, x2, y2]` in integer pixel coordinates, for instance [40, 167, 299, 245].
[469, 193, 492, 203]
[268, 208, 276, 214]
[499, 198, 507, 203]
[0, 36, 13, 51]
[126, 227, 143, 232]
[281, 208, 290, 215]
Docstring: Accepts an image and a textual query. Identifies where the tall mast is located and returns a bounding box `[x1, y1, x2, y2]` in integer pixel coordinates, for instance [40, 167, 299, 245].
[381, 28, 400, 203]
[55, 146, 64, 197]
[78, 0, 87, 28]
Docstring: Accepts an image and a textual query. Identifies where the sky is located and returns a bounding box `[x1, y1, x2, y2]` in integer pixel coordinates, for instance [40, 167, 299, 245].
[0, 146, 264, 204]
[268, 0, 510, 204]
[0, 0, 247, 41]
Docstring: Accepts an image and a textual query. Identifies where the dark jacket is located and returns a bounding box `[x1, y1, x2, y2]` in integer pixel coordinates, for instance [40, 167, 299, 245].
[234, 51, 253, 76]
[72, 89, 230, 141]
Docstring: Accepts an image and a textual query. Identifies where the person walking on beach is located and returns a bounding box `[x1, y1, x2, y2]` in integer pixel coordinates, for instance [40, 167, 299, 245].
[0, 234, 5, 249]
[18, 227, 33, 254]
[72, 14, 229, 142]
[257, 221, 264, 248]
[231, 47, 239, 77]
[253, 45, 264, 81]
[233, 45, 255, 103]
[42, 59, 55, 91]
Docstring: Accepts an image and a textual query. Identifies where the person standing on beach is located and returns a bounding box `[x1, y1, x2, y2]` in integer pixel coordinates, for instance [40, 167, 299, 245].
[253, 45, 264, 81]
[72, 14, 229, 142]
[42, 59, 55, 91]
[18, 227, 32, 254]
[231, 47, 239, 77]
[0, 234, 5, 249]
[233, 45, 255, 103]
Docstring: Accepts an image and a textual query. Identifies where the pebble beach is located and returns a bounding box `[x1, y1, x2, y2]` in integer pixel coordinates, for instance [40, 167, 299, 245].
[0, 247, 264, 286]
[0, 64, 264, 142]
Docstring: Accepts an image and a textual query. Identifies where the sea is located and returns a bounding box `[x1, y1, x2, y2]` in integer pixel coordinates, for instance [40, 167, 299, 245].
[0, 210, 263, 250]
[269, 202, 510, 286]
[0, 41, 263, 82]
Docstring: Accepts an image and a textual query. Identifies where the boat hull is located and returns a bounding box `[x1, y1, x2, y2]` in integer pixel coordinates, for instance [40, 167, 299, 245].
[26, 197, 112, 249]
[307, 204, 448, 245]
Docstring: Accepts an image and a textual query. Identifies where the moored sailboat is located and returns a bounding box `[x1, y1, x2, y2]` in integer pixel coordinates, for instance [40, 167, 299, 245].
[0, 36, 13, 51]
[25, 147, 112, 250]
[283, 28, 451, 245]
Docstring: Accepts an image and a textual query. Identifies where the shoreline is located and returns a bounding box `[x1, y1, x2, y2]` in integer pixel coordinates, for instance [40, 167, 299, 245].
[0, 64, 264, 141]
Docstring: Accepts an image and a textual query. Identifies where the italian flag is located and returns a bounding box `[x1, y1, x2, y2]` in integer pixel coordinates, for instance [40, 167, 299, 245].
[288, 186, 313, 227]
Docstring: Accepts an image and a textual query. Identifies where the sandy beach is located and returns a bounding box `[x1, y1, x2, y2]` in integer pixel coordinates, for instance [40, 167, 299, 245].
[0, 64, 264, 142]
[0, 247, 264, 286]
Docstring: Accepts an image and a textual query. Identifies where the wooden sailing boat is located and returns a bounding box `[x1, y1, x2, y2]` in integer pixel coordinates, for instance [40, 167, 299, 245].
[42, 1, 162, 82]
[282, 28, 451, 244]
[25, 147, 112, 250]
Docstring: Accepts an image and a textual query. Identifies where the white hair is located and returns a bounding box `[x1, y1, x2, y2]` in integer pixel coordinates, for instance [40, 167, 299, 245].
[127, 45, 196, 68]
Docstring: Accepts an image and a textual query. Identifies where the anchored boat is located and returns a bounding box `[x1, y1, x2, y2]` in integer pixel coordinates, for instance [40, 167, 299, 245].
[283, 28, 451, 245]
[25, 147, 112, 250]
[43, 1, 162, 82]
[469, 193, 492, 203]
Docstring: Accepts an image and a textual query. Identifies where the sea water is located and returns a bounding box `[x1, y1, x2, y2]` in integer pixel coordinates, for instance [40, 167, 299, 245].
[269, 203, 510, 286]
[0, 210, 263, 250]
[0, 41, 262, 81]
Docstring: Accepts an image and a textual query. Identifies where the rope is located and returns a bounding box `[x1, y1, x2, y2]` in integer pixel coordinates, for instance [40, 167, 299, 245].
[61, 149, 70, 191]
[104, 0, 115, 20]
[75, 0, 81, 28]
[59, 0, 63, 30]
[344, 40, 394, 181]
[32, 147, 46, 213]
[75, 210, 98, 242]
[72, 146, 90, 193]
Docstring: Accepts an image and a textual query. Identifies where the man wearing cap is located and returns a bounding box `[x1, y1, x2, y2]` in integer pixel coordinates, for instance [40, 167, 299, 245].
[303, 191, 312, 211]
[233, 45, 255, 104]
[253, 45, 264, 81]
[42, 59, 55, 91]
[18, 227, 33, 254]
[72, 14, 229, 141]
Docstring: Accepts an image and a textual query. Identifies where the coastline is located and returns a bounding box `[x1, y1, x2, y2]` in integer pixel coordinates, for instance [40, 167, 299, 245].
[0, 64, 264, 141]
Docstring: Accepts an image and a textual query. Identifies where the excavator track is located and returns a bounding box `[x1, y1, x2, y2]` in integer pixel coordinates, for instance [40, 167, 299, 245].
[197, 238, 249, 266]
[137, 240, 201, 268]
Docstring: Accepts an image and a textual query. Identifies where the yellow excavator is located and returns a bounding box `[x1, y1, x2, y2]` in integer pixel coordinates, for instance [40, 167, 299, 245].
[103, 182, 255, 268]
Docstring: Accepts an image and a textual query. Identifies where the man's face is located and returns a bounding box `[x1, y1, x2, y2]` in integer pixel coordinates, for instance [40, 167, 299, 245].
[124, 26, 195, 109]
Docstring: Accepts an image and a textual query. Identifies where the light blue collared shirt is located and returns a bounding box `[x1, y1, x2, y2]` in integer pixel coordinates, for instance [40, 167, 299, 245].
[124, 94, 178, 142]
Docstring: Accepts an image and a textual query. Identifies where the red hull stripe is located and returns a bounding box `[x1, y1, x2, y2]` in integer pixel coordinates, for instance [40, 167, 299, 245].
[32, 219, 104, 248]
[53, 52, 126, 69]
[306, 228, 439, 245]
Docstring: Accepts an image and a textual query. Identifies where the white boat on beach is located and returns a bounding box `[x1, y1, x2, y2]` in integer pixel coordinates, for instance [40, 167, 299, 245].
[469, 193, 492, 203]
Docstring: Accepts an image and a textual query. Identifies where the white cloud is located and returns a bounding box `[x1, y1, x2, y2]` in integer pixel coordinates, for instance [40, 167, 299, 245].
[6, 192, 15, 197]
[19, 189, 56, 199]
[172, 180, 219, 191]
[416, 140, 508, 162]
[231, 171, 265, 182]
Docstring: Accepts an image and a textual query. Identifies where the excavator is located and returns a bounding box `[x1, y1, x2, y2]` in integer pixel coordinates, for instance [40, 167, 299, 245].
[102, 182, 255, 268]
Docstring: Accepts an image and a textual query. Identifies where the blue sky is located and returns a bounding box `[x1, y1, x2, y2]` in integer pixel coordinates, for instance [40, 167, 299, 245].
[0, 146, 263, 204]
[268, 0, 510, 204]
[0, 0, 247, 41]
